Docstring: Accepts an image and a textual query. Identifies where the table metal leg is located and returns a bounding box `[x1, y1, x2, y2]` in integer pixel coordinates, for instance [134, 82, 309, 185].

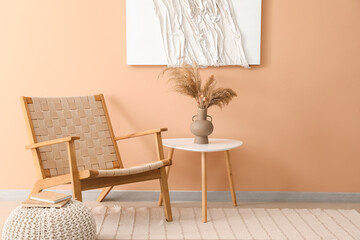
[158, 148, 174, 206]
[225, 150, 237, 206]
[201, 152, 207, 222]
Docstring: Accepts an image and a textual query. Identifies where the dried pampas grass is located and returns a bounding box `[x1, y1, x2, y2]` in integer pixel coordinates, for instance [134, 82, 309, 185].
[159, 62, 237, 109]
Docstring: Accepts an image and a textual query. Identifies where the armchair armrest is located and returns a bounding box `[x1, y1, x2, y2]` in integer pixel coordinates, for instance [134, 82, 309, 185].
[114, 128, 168, 141]
[114, 128, 168, 167]
[25, 136, 80, 150]
[26, 136, 81, 199]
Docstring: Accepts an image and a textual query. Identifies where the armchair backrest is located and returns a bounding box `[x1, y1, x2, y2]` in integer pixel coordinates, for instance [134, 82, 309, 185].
[22, 94, 122, 178]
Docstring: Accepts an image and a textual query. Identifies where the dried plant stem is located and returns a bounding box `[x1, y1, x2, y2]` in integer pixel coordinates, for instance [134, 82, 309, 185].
[160, 62, 237, 109]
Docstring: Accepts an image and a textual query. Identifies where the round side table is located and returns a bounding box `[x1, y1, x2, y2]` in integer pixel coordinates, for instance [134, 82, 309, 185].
[159, 138, 243, 222]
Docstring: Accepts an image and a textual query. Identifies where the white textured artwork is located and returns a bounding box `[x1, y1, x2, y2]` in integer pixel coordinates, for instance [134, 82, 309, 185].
[126, 0, 262, 67]
[153, 0, 248, 67]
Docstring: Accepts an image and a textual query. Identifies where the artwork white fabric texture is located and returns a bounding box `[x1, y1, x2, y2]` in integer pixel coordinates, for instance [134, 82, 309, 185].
[153, 0, 249, 68]
[126, 0, 261, 66]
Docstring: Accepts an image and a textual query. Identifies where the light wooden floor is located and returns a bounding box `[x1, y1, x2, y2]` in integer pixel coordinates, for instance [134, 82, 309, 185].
[1, 201, 360, 237]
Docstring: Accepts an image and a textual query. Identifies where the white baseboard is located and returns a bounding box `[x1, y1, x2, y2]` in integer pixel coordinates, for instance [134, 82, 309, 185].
[1, 190, 359, 203]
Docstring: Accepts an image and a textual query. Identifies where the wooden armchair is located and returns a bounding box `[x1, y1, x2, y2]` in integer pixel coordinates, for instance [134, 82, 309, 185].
[21, 94, 172, 221]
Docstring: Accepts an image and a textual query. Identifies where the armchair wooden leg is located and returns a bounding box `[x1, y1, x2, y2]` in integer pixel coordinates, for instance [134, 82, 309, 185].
[158, 148, 174, 206]
[158, 166, 171, 206]
[67, 140, 82, 202]
[29, 185, 43, 198]
[71, 180, 82, 202]
[97, 186, 113, 202]
[159, 168, 172, 222]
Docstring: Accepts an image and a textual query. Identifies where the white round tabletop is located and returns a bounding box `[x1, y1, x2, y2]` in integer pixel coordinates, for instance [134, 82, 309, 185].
[162, 138, 243, 153]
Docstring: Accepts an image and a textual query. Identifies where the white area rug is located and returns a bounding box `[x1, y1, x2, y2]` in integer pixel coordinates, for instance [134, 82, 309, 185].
[91, 206, 360, 240]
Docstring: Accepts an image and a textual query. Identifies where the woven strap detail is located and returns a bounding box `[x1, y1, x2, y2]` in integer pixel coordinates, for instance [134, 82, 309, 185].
[95, 160, 167, 177]
[28, 96, 118, 177]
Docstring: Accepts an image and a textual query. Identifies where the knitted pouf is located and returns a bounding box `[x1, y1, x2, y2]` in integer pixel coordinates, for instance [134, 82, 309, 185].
[2, 200, 96, 240]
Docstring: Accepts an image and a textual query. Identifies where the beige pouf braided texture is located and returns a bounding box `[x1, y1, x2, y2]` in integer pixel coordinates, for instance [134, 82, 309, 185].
[2, 200, 96, 240]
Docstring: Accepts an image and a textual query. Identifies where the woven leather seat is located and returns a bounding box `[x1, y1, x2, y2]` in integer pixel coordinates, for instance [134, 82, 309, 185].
[94, 160, 169, 177]
[21, 94, 172, 221]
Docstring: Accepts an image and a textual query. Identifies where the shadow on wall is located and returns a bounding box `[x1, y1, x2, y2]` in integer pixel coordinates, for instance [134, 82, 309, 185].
[106, 95, 159, 162]
[107, 95, 142, 131]
[259, 0, 272, 68]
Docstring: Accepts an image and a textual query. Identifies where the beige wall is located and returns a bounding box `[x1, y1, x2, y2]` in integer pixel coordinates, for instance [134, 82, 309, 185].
[0, 0, 359, 192]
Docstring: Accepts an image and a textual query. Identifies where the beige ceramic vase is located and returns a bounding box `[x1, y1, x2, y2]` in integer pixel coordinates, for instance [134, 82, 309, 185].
[190, 108, 214, 144]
